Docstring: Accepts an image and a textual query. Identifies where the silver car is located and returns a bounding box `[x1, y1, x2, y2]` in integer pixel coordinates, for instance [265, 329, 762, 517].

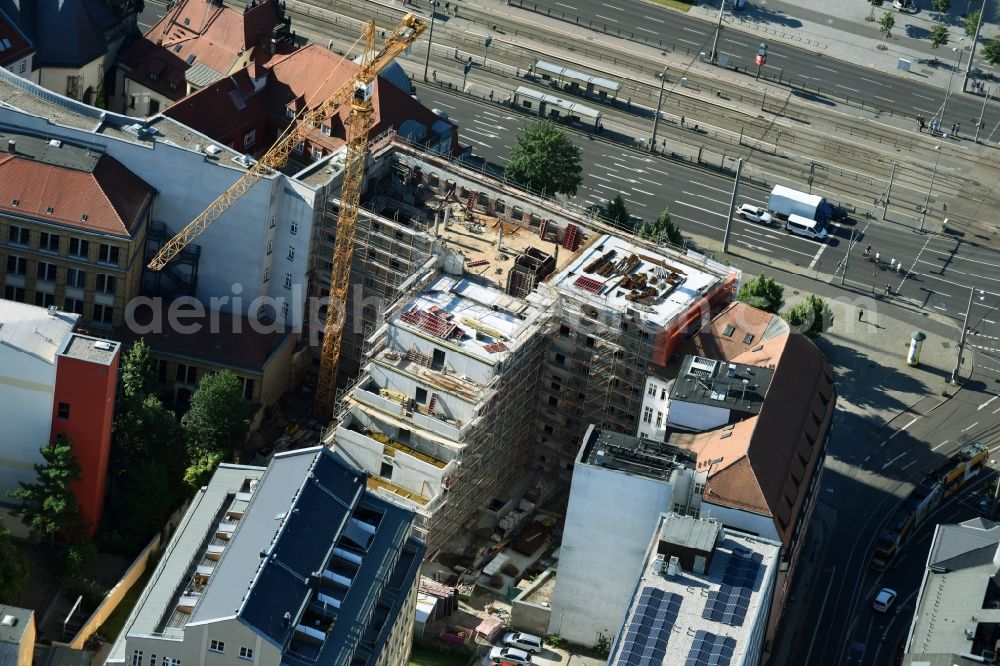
[502, 632, 543, 653]
[489, 647, 532, 665]
[737, 203, 773, 225]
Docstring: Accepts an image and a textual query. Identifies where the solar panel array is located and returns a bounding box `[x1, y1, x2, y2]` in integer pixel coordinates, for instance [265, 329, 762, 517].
[684, 630, 737, 666]
[702, 547, 763, 627]
[615, 587, 683, 666]
[573, 275, 606, 294]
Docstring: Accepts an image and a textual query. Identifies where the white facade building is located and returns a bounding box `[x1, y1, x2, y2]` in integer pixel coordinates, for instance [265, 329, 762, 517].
[548, 427, 699, 647]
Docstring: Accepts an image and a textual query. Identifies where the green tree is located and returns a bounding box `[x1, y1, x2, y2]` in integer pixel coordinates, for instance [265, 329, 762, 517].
[503, 120, 583, 197]
[0, 523, 28, 603]
[120, 339, 157, 406]
[736, 274, 785, 313]
[182, 371, 250, 489]
[60, 541, 97, 585]
[965, 10, 981, 39]
[10, 437, 84, 543]
[868, 0, 884, 19]
[638, 209, 684, 246]
[879, 11, 895, 47]
[931, 0, 951, 15]
[785, 294, 833, 337]
[605, 194, 630, 226]
[983, 37, 1000, 65]
[929, 23, 950, 56]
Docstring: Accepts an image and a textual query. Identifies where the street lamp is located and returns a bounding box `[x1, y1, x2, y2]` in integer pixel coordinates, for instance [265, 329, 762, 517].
[650, 66, 668, 153]
[919, 144, 942, 232]
[483, 34, 493, 66]
[755, 43, 768, 80]
[953, 287, 986, 383]
[422, 0, 438, 82]
[939, 37, 964, 125]
[976, 85, 993, 143]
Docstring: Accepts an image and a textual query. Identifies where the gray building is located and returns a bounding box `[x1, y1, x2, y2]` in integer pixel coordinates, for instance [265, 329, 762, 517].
[106, 447, 425, 666]
[904, 517, 1000, 666]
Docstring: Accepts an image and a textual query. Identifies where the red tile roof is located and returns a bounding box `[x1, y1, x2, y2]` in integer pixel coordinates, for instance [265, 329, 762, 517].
[163, 44, 458, 157]
[0, 9, 34, 68]
[0, 152, 155, 237]
[120, 0, 289, 102]
[668, 302, 835, 547]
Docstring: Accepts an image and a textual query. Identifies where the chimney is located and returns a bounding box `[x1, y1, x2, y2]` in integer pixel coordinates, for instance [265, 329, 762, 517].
[666, 556, 680, 576]
[6, 140, 14, 153]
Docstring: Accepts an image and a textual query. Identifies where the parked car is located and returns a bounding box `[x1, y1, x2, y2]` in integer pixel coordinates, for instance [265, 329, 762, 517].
[502, 632, 543, 654]
[737, 203, 773, 224]
[872, 588, 897, 612]
[489, 648, 532, 665]
[892, 0, 916, 11]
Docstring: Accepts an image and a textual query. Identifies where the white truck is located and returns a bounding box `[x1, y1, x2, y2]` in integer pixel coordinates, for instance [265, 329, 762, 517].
[768, 185, 832, 222]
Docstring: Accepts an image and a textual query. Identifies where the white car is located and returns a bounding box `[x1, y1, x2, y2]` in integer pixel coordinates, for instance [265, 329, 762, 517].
[872, 588, 897, 612]
[489, 648, 532, 665]
[502, 632, 543, 653]
[893, 0, 915, 11]
[738, 204, 773, 224]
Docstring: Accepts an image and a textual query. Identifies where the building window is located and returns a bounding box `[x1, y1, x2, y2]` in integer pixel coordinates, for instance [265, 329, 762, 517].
[244, 129, 256, 148]
[263, 267, 270, 283]
[266, 239, 272, 255]
[176, 363, 197, 384]
[96, 274, 116, 295]
[209, 640, 224, 654]
[543, 424, 553, 435]
[380, 462, 393, 479]
[34, 291, 54, 308]
[92, 303, 114, 324]
[4, 286, 25, 302]
[284, 273, 292, 289]
[63, 298, 84, 314]
[290, 221, 298, 235]
[239, 647, 253, 661]
[128, 95, 136, 109]
[643, 406, 653, 424]
[287, 246, 295, 261]
[69, 237, 90, 258]
[293, 140, 304, 153]
[98, 243, 120, 265]
[242, 377, 255, 401]
[18, 61, 25, 74]
[36, 262, 57, 282]
[655, 412, 663, 428]
[285, 107, 295, 120]
[57, 402, 71, 419]
[321, 123, 332, 136]
[281, 302, 288, 318]
[7, 225, 29, 245]
[694, 482, 705, 495]
[6, 255, 26, 275]
[131, 651, 143, 666]
[157, 359, 168, 382]
[673, 503, 685, 514]
[559, 324, 570, 336]
[311, 146, 323, 160]
[66, 268, 86, 289]
[660, 387, 667, 400]
[554, 353, 565, 365]
[647, 384, 657, 397]
[39, 232, 60, 252]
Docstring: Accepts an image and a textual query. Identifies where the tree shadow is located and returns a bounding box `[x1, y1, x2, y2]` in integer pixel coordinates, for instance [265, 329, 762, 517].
[738, 5, 804, 29]
[790, 89, 835, 106]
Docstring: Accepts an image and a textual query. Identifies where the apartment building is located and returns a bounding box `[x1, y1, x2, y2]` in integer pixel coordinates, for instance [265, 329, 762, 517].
[0, 10, 34, 81]
[106, 447, 425, 666]
[549, 427, 699, 646]
[536, 234, 737, 471]
[329, 273, 552, 555]
[0, 300, 120, 538]
[0, 132, 156, 328]
[608, 513, 780, 666]
[115, 0, 293, 116]
[903, 518, 1000, 665]
[0, 605, 35, 666]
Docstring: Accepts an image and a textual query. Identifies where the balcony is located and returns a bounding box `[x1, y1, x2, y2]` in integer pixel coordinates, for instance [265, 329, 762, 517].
[367, 476, 430, 507]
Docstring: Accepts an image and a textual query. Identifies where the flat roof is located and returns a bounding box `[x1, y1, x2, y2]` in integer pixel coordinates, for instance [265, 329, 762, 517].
[534, 60, 621, 92]
[390, 274, 548, 363]
[670, 356, 773, 416]
[609, 516, 780, 666]
[0, 300, 77, 364]
[549, 234, 722, 328]
[578, 426, 696, 480]
[0, 604, 32, 645]
[59, 333, 119, 365]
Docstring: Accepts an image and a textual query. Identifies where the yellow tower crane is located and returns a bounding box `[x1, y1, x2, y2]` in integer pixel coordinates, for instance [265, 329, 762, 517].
[146, 14, 429, 418]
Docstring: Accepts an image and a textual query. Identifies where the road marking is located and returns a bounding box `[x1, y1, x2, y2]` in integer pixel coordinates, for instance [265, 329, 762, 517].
[594, 162, 619, 172]
[767, 51, 788, 59]
[637, 26, 658, 34]
[632, 187, 655, 196]
[462, 136, 491, 148]
[688, 180, 731, 195]
[963, 421, 980, 432]
[555, 1, 577, 7]
[678, 38, 700, 46]
[600, 2, 623, 8]
[889, 417, 919, 439]
[682, 26, 706, 35]
[900, 459, 918, 471]
[804, 567, 838, 666]
[672, 200, 727, 218]
[728, 39, 750, 47]
[874, 95, 896, 103]
[980, 395, 999, 410]
[995, 405, 1000, 414]
[808, 241, 829, 270]
[815, 65, 839, 73]
[836, 85, 861, 92]
[932, 440, 949, 451]
[643, 15, 664, 22]
[913, 93, 935, 100]
[646, 166, 670, 176]
[595, 13, 619, 22]
[591, 174, 612, 183]
[882, 453, 907, 469]
[860, 77, 883, 85]
[435, 101, 456, 109]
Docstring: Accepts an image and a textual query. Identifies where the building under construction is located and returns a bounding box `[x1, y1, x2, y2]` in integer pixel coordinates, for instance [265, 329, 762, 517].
[317, 136, 739, 554]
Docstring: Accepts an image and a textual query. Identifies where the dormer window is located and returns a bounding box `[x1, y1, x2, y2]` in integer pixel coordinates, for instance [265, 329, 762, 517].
[285, 107, 295, 120]
[183, 17, 190, 25]
[321, 124, 332, 137]
[173, 44, 182, 52]
[45, 206, 54, 214]
[11, 198, 18, 206]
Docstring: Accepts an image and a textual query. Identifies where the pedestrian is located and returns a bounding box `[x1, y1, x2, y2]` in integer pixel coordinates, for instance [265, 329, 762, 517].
[858, 308, 864, 322]
[454, 47, 459, 59]
[890, 257, 896, 270]
[955, 122, 961, 136]
[917, 115, 925, 132]
[897, 262, 905, 276]
[627, 96, 632, 111]
[681, 116, 685, 127]
[445, 1, 450, 9]
[432, 69, 437, 81]
[489, 89, 494, 100]
[865, 244, 872, 258]
[516, 66, 520, 77]
[885, 284, 892, 296]
[875, 251, 881, 264]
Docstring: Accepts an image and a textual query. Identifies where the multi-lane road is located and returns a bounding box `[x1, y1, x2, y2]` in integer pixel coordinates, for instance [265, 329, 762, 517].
[510, 0, 1000, 135]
